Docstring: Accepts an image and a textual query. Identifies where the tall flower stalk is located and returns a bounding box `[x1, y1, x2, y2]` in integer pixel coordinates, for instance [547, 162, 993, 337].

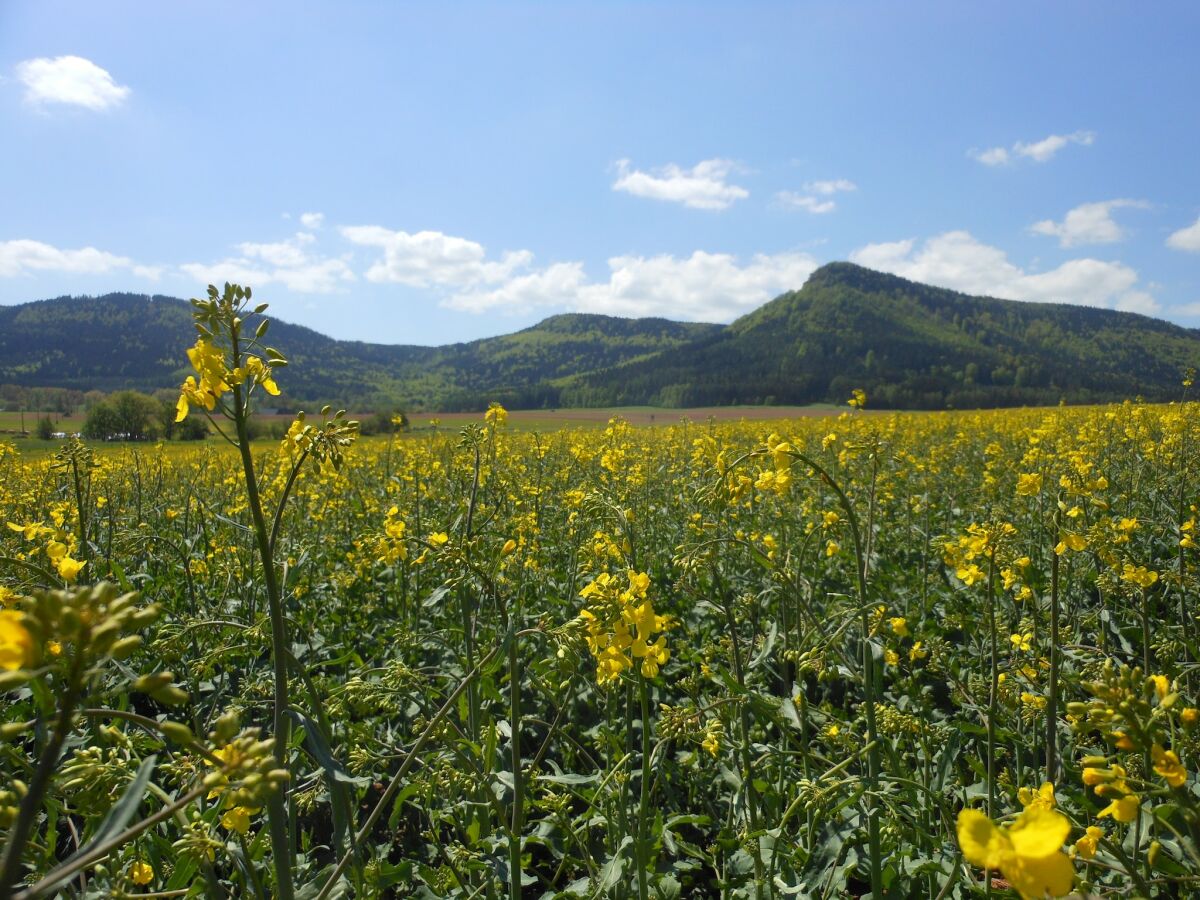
[175, 283, 358, 897]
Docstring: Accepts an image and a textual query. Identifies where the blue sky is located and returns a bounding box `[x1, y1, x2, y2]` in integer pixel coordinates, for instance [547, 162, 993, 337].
[1, 1, 1198, 345]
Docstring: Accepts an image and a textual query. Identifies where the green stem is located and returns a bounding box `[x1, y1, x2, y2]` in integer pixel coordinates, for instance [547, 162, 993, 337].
[508, 625, 523, 900]
[0, 654, 85, 896]
[230, 369, 294, 900]
[636, 676, 652, 900]
[1046, 550, 1060, 782]
[986, 551, 998, 822]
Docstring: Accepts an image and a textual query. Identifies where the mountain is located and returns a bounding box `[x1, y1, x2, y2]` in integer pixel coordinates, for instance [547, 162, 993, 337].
[2, 263, 1198, 410]
[0, 292, 720, 409]
[558, 263, 1200, 408]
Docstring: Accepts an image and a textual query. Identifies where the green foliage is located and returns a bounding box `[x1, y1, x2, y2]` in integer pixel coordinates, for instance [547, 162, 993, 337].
[81, 391, 161, 441]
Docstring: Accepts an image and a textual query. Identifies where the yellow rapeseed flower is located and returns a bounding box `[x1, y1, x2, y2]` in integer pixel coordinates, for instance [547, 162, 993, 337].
[1017, 782, 1056, 811]
[1073, 825, 1103, 859]
[220, 805, 257, 834]
[1097, 794, 1140, 823]
[1152, 744, 1187, 788]
[0, 610, 35, 671]
[128, 861, 154, 885]
[1016, 473, 1043, 496]
[485, 402, 508, 426]
[956, 806, 1074, 899]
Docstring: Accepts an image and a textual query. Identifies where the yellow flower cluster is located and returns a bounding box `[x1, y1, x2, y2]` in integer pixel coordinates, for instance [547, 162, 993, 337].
[578, 570, 673, 684]
[484, 401, 508, 426]
[175, 338, 280, 422]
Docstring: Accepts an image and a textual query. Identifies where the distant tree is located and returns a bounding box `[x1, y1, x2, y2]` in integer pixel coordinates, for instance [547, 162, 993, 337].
[175, 415, 209, 441]
[36, 416, 54, 440]
[153, 388, 179, 440]
[82, 402, 120, 439]
[110, 391, 159, 440]
[82, 391, 159, 440]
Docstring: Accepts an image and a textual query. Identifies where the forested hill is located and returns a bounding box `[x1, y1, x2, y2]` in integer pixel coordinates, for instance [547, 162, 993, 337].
[2, 263, 1199, 410]
[559, 263, 1200, 408]
[0, 292, 721, 409]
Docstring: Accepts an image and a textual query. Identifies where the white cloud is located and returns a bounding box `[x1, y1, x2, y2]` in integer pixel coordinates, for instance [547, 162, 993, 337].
[806, 179, 857, 195]
[970, 130, 1094, 166]
[299, 212, 324, 230]
[132, 265, 163, 281]
[775, 192, 836, 214]
[1030, 199, 1148, 247]
[776, 178, 855, 214]
[971, 146, 1010, 166]
[1015, 131, 1095, 162]
[0, 238, 154, 278]
[447, 250, 817, 321]
[1167, 216, 1200, 253]
[850, 230, 1156, 313]
[341, 225, 532, 287]
[180, 231, 353, 293]
[611, 158, 748, 210]
[445, 263, 587, 313]
[14, 56, 130, 111]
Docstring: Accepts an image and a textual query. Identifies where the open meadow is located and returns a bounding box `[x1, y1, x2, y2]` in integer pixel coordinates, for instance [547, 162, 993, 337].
[3, 296, 1200, 897]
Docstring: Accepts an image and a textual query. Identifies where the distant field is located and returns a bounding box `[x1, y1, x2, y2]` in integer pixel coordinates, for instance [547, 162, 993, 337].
[405, 404, 852, 428]
[0, 410, 84, 434]
[0, 405, 860, 458]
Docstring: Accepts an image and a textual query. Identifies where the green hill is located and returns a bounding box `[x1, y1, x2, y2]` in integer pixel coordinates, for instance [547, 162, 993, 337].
[559, 263, 1200, 408]
[0, 293, 720, 410]
[2, 263, 1198, 410]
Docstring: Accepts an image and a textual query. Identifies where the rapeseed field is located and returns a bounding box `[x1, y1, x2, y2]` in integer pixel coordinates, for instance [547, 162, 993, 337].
[2, 287, 1198, 898]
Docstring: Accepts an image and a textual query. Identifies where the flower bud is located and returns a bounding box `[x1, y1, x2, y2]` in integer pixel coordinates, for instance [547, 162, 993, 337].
[152, 685, 190, 706]
[109, 635, 143, 659]
[134, 672, 175, 693]
[160, 721, 195, 745]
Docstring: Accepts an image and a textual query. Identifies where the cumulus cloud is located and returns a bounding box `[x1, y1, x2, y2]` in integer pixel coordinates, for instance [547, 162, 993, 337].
[850, 230, 1156, 313]
[970, 130, 1095, 166]
[1030, 199, 1148, 247]
[299, 212, 324, 230]
[0, 238, 156, 278]
[1167, 216, 1200, 253]
[611, 158, 748, 210]
[447, 250, 817, 321]
[15, 56, 130, 110]
[180, 231, 353, 293]
[445, 263, 588, 313]
[776, 179, 855, 214]
[341, 225, 532, 287]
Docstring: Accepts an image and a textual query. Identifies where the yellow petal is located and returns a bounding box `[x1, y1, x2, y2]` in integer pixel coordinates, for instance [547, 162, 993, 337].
[957, 808, 1010, 870]
[1008, 806, 1071, 859]
[1005, 850, 1075, 899]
